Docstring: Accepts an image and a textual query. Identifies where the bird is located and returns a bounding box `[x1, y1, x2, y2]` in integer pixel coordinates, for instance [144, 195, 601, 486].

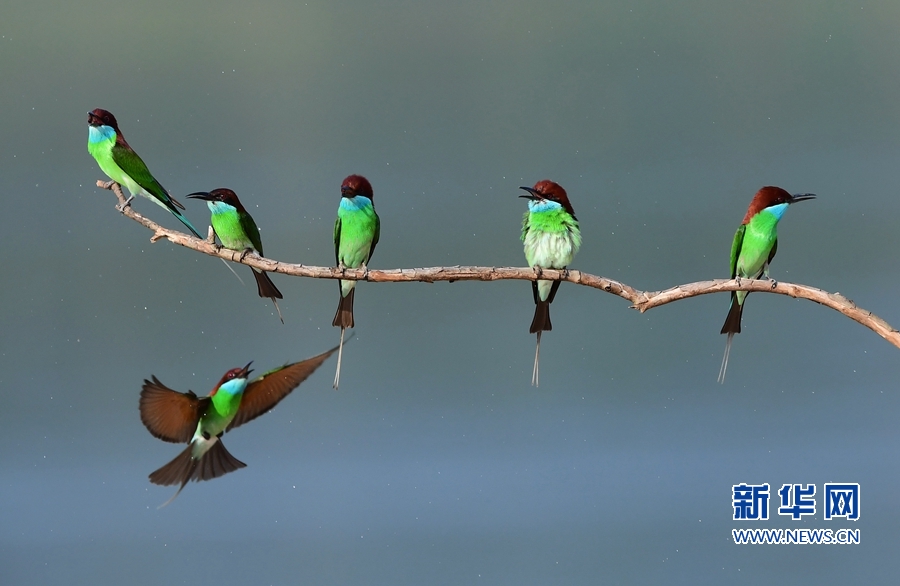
[187, 188, 284, 323]
[332, 174, 380, 390]
[139, 345, 340, 507]
[718, 186, 816, 383]
[520, 180, 582, 387]
[87, 108, 201, 237]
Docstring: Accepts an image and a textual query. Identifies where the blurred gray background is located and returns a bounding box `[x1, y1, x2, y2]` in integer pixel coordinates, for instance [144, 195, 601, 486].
[2, 0, 899, 583]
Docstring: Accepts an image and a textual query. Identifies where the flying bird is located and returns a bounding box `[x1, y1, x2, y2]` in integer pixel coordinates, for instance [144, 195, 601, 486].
[140, 345, 339, 507]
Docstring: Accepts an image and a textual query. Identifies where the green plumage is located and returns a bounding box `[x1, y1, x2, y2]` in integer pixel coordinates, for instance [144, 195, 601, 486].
[716, 186, 814, 383]
[87, 110, 200, 237]
[187, 191, 284, 309]
[331, 175, 380, 389]
[724, 210, 780, 329]
[521, 206, 581, 303]
[210, 205, 263, 254]
[140, 346, 340, 505]
[334, 199, 380, 298]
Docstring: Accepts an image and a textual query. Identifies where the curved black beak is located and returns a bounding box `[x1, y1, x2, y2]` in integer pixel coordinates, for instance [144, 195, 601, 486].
[186, 191, 214, 201]
[789, 193, 816, 204]
[238, 361, 254, 379]
[519, 186, 542, 200]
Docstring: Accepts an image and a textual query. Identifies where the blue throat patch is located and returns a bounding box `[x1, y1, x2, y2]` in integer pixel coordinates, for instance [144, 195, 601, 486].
[208, 201, 237, 215]
[527, 199, 563, 214]
[764, 202, 789, 221]
[339, 195, 373, 212]
[88, 125, 116, 144]
[216, 377, 248, 397]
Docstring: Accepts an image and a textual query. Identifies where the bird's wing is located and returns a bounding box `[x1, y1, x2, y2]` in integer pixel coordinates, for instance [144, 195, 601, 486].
[728, 224, 746, 279]
[227, 345, 340, 431]
[367, 211, 381, 263]
[333, 216, 342, 264]
[521, 211, 531, 242]
[767, 238, 778, 265]
[139, 377, 208, 443]
[240, 212, 266, 256]
[111, 140, 184, 210]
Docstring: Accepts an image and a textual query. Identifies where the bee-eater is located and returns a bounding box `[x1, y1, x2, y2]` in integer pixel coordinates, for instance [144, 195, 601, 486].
[718, 186, 816, 383]
[332, 174, 380, 390]
[140, 345, 339, 507]
[187, 188, 284, 323]
[520, 180, 581, 387]
[87, 109, 201, 237]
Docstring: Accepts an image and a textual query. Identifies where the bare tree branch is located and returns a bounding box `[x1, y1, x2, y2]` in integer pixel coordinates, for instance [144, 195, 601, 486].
[99, 180, 900, 350]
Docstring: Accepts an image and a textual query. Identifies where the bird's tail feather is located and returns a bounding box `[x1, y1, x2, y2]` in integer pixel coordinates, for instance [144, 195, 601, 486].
[718, 295, 744, 384]
[271, 299, 284, 324]
[143, 189, 202, 237]
[333, 327, 345, 390]
[530, 300, 552, 334]
[720, 294, 743, 335]
[196, 441, 247, 481]
[150, 445, 196, 509]
[219, 259, 245, 286]
[532, 331, 541, 387]
[252, 269, 283, 300]
[149, 441, 246, 508]
[149, 445, 196, 487]
[332, 288, 355, 329]
[717, 332, 734, 384]
[171, 208, 202, 238]
[253, 269, 284, 323]
[167, 192, 187, 211]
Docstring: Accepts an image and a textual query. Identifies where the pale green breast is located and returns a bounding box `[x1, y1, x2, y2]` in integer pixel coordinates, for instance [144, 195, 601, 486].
[522, 208, 581, 302]
[522, 208, 581, 269]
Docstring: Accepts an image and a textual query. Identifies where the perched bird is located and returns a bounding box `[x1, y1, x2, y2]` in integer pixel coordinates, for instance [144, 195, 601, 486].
[520, 180, 582, 387]
[139, 345, 340, 507]
[187, 188, 284, 322]
[87, 109, 201, 237]
[718, 186, 816, 383]
[332, 174, 380, 389]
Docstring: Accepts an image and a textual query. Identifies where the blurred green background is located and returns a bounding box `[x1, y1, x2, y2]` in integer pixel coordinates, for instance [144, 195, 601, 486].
[2, 0, 900, 583]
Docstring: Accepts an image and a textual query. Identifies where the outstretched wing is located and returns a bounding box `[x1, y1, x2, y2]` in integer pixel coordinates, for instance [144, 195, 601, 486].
[111, 139, 184, 210]
[228, 345, 340, 431]
[139, 377, 208, 443]
[728, 224, 746, 279]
